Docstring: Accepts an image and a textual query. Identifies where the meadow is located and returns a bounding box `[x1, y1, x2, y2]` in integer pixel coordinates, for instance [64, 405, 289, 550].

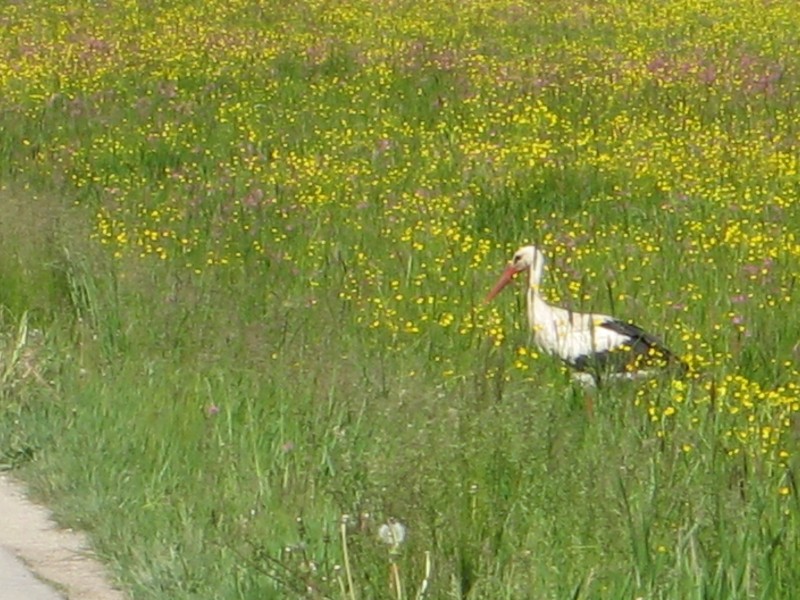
[1, 0, 800, 597]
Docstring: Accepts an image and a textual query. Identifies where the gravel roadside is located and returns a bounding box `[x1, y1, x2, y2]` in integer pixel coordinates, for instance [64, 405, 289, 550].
[0, 475, 125, 600]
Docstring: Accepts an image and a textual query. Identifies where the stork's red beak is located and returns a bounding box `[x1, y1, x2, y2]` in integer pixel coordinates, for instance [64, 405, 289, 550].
[485, 264, 518, 303]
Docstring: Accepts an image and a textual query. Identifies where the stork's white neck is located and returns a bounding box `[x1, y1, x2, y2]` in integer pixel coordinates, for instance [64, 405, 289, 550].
[528, 286, 552, 319]
[524, 253, 552, 334]
[526, 266, 555, 330]
[529, 256, 545, 289]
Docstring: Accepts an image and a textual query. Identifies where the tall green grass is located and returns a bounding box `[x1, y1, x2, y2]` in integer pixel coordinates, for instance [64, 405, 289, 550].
[2, 1, 800, 598]
[2, 193, 798, 599]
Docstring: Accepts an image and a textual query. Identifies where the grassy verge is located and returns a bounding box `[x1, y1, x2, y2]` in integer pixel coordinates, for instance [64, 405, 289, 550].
[2, 1, 800, 598]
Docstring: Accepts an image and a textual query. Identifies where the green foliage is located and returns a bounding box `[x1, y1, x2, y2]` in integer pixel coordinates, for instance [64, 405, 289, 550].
[1, 0, 800, 598]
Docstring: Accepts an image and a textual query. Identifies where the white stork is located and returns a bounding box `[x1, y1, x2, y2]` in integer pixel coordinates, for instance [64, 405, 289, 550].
[485, 245, 686, 387]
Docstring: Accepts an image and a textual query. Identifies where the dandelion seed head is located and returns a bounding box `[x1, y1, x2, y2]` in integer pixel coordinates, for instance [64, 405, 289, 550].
[378, 520, 407, 547]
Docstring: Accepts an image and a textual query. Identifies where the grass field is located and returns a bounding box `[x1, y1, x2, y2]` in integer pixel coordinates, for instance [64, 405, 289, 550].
[2, 0, 800, 598]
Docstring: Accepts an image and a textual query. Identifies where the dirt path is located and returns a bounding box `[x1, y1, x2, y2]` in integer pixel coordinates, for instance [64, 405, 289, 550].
[0, 474, 126, 600]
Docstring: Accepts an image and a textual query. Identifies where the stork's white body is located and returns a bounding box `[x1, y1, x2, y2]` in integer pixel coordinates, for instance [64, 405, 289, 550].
[528, 293, 618, 364]
[486, 245, 683, 386]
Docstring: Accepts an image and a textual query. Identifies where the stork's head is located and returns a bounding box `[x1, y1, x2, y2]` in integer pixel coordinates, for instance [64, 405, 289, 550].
[484, 245, 547, 303]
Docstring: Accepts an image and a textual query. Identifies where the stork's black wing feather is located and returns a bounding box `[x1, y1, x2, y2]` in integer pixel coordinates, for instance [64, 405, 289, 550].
[569, 319, 686, 379]
[601, 319, 685, 368]
[599, 319, 672, 353]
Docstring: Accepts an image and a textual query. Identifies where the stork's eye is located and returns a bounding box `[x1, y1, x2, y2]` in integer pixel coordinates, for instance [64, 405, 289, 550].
[513, 254, 522, 263]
